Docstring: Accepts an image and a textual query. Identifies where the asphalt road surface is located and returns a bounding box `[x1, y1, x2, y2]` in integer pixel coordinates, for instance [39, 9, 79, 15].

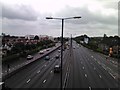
[3, 41, 119, 89]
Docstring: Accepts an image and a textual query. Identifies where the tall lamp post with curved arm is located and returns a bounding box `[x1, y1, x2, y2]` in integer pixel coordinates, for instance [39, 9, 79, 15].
[46, 16, 81, 89]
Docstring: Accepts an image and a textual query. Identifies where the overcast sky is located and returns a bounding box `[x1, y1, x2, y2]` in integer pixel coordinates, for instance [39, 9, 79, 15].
[0, 0, 119, 37]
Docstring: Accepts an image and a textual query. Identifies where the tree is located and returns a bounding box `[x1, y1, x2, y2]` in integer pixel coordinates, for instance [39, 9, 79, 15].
[34, 35, 39, 40]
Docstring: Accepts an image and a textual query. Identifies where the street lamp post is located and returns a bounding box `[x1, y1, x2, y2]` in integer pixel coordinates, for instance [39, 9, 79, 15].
[46, 16, 81, 89]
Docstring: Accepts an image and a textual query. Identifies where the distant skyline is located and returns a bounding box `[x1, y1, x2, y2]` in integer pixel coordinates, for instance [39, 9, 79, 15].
[1, 0, 119, 37]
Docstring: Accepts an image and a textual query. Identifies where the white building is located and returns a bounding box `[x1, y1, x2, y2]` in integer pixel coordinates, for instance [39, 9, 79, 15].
[25, 35, 35, 40]
[84, 37, 89, 44]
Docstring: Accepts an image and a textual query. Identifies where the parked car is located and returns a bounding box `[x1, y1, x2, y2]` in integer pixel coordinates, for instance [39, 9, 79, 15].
[54, 65, 61, 73]
[27, 55, 33, 60]
[45, 56, 50, 60]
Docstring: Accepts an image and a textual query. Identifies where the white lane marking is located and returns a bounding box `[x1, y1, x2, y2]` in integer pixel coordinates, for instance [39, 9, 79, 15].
[94, 67, 96, 70]
[109, 73, 116, 79]
[63, 73, 68, 88]
[67, 67, 69, 71]
[82, 67, 84, 69]
[50, 70, 53, 73]
[26, 79, 31, 83]
[89, 86, 91, 90]
[99, 75, 102, 78]
[43, 80, 46, 83]
[37, 70, 41, 73]
[107, 67, 111, 71]
[91, 56, 93, 58]
[85, 74, 87, 77]
[44, 65, 47, 67]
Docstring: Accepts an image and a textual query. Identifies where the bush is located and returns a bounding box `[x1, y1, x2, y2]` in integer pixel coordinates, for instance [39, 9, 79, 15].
[3, 54, 20, 63]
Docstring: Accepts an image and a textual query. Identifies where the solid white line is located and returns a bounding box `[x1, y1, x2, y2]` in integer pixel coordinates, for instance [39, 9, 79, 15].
[43, 80, 46, 83]
[26, 79, 31, 83]
[83, 67, 84, 69]
[63, 73, 68, 88]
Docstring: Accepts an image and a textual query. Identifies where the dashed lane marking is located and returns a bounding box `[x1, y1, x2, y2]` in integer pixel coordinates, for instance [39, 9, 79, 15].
[85, 74, 87, 77]
[43, 80, 47, 83]
[50, 71, 53, 73]
[37, 70, 41, 73]
[26, 79, 31, 83]
[44, 65, 47, 67]
[99, 75, 102, 78]
[89, 86, 91, 90]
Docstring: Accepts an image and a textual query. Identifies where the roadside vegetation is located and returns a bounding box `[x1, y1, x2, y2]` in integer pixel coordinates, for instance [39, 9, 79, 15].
[74, 34, 120, 59]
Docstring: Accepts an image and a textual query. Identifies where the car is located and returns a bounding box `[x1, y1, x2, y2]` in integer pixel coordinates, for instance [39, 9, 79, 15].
[67, 48, 69, 50]
[58, 50, 61, 53]
[38, 50, 44, 54]
[54, 65, 61, 73]
[46, 49, 50, 51]
[73, 46, 75, 49]
[27, 55, 33, 60]
[45, 56, 50, 60]
[55, 54, 59, 59]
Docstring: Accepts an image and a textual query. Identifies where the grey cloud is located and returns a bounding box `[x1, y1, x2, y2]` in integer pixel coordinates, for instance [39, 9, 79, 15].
[2, 2, 118, 37]
[96, 0, 118, 10]
[55, 6, 117, 25]
[2, 3, 38, 21]
[54, 6, 117, 37]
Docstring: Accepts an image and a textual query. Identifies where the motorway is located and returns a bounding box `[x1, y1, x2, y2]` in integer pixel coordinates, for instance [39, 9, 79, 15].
[62, 41, 118, 88]
[3, 41, 119, 89]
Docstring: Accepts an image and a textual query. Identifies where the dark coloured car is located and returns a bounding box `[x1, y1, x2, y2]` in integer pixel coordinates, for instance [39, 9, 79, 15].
[54, 65, 61, 73]
[45, 56, 50, 60]
[55, 54, 59, 59]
